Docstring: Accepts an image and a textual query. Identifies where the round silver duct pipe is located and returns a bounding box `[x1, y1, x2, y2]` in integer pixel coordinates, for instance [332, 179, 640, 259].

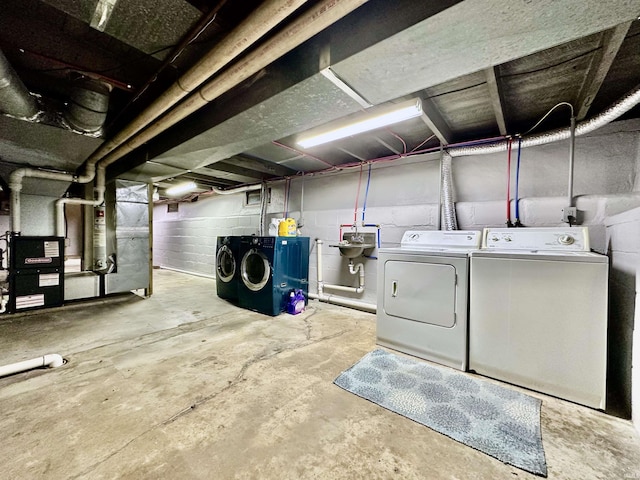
[0, 49, 39, 120]
[63, 79, 110, 134]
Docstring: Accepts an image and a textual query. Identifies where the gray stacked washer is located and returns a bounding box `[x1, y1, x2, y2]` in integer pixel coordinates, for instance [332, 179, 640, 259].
[469, 227, 608, 409]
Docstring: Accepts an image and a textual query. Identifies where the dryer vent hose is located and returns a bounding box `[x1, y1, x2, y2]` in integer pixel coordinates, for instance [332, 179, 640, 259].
[441, 153, 458, 231]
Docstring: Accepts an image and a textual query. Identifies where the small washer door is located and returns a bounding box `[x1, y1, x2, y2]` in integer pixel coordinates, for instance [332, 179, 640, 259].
[216, 245, 236, 283]
[241, 248, 271, 291]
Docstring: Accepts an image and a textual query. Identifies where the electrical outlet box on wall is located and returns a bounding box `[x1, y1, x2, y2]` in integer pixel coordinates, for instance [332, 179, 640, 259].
[562, 207, 578, 224]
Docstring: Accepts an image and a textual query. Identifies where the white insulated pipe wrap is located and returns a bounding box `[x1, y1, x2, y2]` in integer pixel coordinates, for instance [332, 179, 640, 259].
[0, 354, 64, 378]
[97, 0, 371, 168]
[88, 0, 313, 164]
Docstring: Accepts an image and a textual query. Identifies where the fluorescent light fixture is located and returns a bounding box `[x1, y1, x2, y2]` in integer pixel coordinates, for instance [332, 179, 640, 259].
[297, 98, 423, 148]
[166, 181, 197, 196]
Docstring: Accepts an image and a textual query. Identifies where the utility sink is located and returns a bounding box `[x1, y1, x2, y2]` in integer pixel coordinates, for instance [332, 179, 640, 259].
[330, 232, 376, 258]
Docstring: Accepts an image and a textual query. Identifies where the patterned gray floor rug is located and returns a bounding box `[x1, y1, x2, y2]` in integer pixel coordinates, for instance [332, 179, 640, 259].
[334, 349, 547, 477]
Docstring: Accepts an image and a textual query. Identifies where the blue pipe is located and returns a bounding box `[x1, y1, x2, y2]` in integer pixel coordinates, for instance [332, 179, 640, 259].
[362, 163, 372, 223]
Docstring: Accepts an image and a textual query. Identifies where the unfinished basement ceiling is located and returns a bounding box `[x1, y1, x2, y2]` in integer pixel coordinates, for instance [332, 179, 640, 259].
[1, 0, 640, 198]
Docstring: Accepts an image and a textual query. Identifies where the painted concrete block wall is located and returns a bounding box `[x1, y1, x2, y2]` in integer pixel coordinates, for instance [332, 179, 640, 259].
[154, 119, 640, 295]
[20, 194, 57, 237]
[606, 207, 640, 429]
[153, 187, 286, 277]
[152, 119, 640, 419]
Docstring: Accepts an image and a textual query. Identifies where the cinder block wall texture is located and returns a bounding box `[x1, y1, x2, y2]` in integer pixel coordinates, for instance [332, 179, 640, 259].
[154, 119, 640, 424]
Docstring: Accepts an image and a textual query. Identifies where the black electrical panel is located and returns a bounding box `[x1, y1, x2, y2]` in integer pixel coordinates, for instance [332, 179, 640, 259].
[8, 236, 65, 313]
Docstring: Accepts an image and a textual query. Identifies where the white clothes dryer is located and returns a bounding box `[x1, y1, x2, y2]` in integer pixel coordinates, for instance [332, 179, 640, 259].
[376, 230, 481, 370]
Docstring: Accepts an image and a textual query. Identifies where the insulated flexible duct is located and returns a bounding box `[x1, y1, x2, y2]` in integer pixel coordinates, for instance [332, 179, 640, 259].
[437, 84, 640, 229]
[441, 152, 458, 230]
[449, 84, 640, 157]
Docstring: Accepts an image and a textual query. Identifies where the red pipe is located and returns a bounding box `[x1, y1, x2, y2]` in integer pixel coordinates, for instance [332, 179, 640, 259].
[506, 138, 513, 225]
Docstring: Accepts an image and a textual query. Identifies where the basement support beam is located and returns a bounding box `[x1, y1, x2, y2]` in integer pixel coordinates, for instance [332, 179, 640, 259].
[222, 155, 297, 177]
[485, 66, 508, 135]
[576, 21, 631, 121]
[420, 97, 452, 144]
[194, 166, 263, 184]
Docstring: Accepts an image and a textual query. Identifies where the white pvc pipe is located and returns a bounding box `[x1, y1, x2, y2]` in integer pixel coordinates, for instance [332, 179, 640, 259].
[55, 166, 106, 237]
[324, 260, 365, 294]
[97, 0, 370, 167]
[87, 0, 314, 164]
[317, 239, 324, 296]
[314, 238, 372, 310]
[308, 292, 376, 313]
[211, 184, 261, 195]
[0, 354, 64, 378]
[323, 283, 362, 293]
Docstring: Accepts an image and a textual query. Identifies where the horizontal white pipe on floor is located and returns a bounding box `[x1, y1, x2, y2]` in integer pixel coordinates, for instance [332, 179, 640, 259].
[0, 354, 64, 378]
[159, 265, 217, 280]
[323, 283, 363, 293]
[308, 292, 376, 313]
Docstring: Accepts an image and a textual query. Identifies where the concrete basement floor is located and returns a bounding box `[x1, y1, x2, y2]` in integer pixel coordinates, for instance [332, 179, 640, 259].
[0, 269, 639, 480]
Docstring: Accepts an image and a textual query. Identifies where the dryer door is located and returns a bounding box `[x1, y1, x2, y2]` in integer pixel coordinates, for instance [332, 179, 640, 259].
[241, 248, 271, 292]
[383, 261, 456, 327]
[216, 245, 236, 283]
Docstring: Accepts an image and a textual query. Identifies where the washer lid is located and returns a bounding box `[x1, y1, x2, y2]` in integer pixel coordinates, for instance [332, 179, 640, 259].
[471, 249, 608, 263]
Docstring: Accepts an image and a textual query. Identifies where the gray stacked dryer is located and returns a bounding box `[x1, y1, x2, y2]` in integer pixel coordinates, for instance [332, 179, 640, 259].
[377, 230, 481, 370]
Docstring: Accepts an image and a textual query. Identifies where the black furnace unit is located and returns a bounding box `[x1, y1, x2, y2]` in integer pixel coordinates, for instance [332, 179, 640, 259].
[9, 236, 65, 313]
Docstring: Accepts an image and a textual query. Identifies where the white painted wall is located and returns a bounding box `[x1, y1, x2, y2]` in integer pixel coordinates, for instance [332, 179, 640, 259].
[606, 207, 640, 432]
[153, 119, 640, 418]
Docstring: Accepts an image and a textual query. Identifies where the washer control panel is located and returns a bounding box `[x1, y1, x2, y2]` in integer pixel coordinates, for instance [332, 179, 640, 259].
[482, 227, 590, 251]
[401, 230, 481, 248]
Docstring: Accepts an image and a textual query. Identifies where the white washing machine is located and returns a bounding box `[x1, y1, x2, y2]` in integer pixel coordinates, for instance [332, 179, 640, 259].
[469, 227, 608, 409]
[377, 230, 481, 370]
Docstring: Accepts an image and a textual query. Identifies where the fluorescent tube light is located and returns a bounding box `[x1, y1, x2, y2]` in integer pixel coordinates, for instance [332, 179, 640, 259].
[297, 98, 423, 148]
[166, 181, 197, 196]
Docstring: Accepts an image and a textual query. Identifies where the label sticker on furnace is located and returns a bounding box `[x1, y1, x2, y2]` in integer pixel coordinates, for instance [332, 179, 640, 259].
[44, 241, 60, 258]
